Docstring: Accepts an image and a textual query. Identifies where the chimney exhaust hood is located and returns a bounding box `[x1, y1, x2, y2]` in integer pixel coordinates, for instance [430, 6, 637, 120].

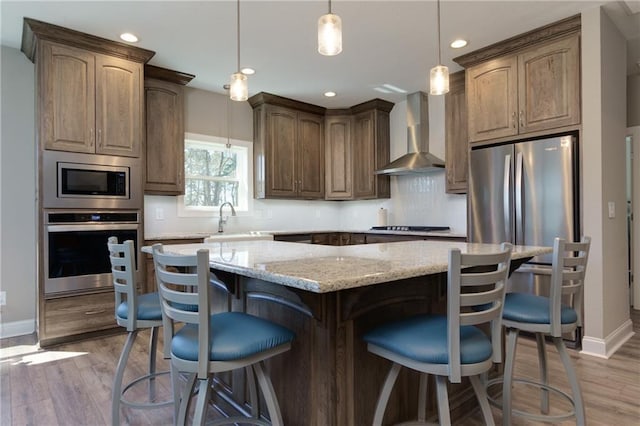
[375, 91, 445, 175]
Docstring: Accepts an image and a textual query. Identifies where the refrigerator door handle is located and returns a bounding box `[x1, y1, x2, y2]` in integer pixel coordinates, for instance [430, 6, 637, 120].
[503, 154, 511, 240]
[515, 151, 524, 244]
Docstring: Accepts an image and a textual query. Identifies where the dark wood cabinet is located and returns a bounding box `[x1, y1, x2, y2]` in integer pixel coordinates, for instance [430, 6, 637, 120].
[445, 71, 468, 194]
[37, 40, 144, 157]
[351, 100, 393, 200]
[325, 114, 353, 200]
[456, 16, 581, 144]
[250, 93, 325, 199]
[143, 65, 194, 195]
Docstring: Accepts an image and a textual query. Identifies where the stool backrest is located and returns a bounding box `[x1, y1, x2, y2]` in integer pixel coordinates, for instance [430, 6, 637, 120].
[107, 237, 137, 331]
[550, 236, 591, 336]
[152, 244, 211, 379]
[448, 242, 512, 383]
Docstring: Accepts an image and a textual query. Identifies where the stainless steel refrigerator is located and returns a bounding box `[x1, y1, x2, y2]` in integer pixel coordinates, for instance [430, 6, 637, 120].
[468, 134, 581, 345]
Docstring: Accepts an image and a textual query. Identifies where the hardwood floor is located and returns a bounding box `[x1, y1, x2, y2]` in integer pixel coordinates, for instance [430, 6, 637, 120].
[1, 311, 639, 425]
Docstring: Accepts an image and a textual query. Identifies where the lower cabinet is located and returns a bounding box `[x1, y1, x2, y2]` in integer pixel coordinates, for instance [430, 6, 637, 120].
[41, 290, 116, 346]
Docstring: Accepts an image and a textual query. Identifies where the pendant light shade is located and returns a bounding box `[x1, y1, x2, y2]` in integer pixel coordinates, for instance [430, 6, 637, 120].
[429, 0, 449, 95]
[229, 72, 248, 101]
[430, 65, 449, 95]
[230, 0, 248, 101]
[318, 1, 342, 56]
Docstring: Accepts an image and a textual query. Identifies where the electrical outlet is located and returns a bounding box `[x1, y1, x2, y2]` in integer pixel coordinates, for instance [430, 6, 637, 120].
[155, 207, 165, 221]
[0, 291, 6, 306]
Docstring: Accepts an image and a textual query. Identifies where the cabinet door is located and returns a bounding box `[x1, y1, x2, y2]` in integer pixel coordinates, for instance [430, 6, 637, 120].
[445, 71, 468, 194]
[518, 34, 580, 133]
[325, 116, 353, 200]
[40, 41, 96, 153]
[352, 110, 376, 198]
[467, 56, 518, 142]
[266, 106, 298, 197]
[297, 113, 325, 199]
[144, 78, 184, 194]
[95, 54, 142, 157]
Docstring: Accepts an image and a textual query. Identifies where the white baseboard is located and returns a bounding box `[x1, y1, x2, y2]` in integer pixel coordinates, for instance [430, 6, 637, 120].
[581, 318, 635, 359]
[0, 319, 36, 339]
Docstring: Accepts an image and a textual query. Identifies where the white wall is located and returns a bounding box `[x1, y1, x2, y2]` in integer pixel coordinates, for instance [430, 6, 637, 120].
[0, 46, 36, 337]
[581, 6, 634, 358]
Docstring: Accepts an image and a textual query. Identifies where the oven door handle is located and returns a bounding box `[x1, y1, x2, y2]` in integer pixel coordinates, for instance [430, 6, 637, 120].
[47, 223, 139, 232]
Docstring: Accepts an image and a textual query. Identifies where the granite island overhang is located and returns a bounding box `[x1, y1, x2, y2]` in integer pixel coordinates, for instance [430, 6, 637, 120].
[142, 240, 551, 424]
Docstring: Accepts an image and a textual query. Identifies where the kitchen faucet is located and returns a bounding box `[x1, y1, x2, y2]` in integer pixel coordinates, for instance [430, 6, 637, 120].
[218, 202, 236, 233]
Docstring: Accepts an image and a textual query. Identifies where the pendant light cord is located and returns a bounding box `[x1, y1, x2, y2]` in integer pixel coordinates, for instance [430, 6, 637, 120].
[328, 0, 332, 14]
[436, 0, 442, 65]
[236, 0, 241, 72]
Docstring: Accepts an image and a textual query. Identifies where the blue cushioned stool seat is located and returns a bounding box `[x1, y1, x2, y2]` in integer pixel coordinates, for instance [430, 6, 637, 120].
[363, 315, 493, 365]
[172, 311, 296, 362]
[116, 292, 162, 321]
[503, 293, 577, 325]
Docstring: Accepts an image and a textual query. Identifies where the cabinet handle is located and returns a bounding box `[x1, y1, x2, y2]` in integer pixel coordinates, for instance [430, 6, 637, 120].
[519, 111, 525, 128]
[97, 129, 102, 147]
[84, 309, 105, 315]
[89, 128, 95, 146]
[511, 112, 516, 129]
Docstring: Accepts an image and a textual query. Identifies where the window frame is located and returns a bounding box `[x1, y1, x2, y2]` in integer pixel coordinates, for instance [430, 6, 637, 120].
[177, 132, 253, 217]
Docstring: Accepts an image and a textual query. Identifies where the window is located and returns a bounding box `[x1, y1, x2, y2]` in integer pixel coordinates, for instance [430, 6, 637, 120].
[178, 133, 251, 216]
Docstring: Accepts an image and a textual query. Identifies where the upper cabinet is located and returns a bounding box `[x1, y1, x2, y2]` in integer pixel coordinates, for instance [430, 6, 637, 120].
[250, 93, 325, 199]
[250, 93, 393, 201]
[22, 18, 154, 157]
[350, 100, 393, 200]
[445, 71, 468, 194]
[144, 65, 195, 195]
[455, 15, 581, 144]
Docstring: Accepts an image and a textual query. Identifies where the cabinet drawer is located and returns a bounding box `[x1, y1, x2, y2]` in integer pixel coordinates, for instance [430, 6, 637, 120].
[44, 291, 116, 339]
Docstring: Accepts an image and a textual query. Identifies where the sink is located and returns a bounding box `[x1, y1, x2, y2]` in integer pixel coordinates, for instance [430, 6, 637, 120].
[204, 232, 274, 243]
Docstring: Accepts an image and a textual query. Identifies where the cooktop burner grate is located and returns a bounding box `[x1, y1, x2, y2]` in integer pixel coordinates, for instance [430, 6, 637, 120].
[370, 226, 450, 232]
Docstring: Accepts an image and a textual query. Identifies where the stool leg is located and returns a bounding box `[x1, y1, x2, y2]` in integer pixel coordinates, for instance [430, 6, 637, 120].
[535, 333, 549, 414]
[553, 337, 586, 425]
[502, 327, 519, 426]
[470, 375, 495, 426]
[435, 375, 451, 425]
[372, 362, 402, 426]
[192, 377, 212, 426]
[254, 360, 284, 426]
[148, 326, 159, 402]
[245, 365, 259, 419]
[177, 373, 197, 426]
[418, 372, 428, 422]
[112, 330, 138, 426]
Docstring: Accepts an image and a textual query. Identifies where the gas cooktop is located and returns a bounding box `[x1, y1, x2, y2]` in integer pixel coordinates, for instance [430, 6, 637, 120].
[370, 226, 451, 232]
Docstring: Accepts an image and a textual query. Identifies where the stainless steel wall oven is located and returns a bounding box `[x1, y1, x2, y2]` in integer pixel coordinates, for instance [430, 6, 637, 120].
[44, 210, 141, 296]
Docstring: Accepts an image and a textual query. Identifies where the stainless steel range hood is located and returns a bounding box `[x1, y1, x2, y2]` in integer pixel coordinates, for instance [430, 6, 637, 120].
[375, 91, 445, 175]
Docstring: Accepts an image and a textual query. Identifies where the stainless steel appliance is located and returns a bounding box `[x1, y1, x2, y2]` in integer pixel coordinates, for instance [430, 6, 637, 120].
[42, 150, 142, 209]
[44, 210, 141, 295]
[468, 133, 581, 345]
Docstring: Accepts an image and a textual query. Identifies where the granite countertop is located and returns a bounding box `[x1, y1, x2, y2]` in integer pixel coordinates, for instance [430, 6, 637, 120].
[142, 240, 550, 294]
[145, 229, 467, 241]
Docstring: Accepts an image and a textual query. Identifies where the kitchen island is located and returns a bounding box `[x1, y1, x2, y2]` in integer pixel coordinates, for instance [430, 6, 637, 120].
[143, 240, 550, 425]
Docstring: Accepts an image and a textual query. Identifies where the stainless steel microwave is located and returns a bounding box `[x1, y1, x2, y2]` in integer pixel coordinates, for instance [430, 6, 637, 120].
[58, 162, 129, 199]
[42, 151, 142, 209]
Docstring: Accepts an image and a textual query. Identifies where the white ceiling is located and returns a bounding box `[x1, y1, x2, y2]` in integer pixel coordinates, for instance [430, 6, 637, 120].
[2, 1, 639, 108]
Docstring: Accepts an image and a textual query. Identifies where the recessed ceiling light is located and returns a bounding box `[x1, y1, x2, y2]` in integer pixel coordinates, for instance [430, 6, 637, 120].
[119, 33, 138, 43]
[324, 91, 337, 97]
[382, 83, 407, 93]
[241, 67, 255, 75]
[450, 39, 467, 49]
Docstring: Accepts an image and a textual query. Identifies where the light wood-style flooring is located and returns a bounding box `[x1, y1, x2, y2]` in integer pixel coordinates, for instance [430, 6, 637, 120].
[1, 311, 639, 425]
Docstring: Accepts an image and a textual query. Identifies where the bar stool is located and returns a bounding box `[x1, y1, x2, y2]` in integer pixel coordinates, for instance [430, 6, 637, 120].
[152, 243, 295, 425]
[363, 243, 512, 425]
[107, 237, 172, 426]
[489, 236, 591, 425]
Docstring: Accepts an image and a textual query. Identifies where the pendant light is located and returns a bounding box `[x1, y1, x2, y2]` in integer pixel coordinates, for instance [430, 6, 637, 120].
[230, 0, 248, 101]
[429, 0, 449, 95]
[318, 0, 342, 56]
